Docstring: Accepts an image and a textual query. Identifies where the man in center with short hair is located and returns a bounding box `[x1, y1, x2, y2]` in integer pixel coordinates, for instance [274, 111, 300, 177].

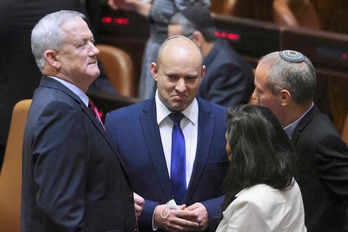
[105, 35, 228, 231]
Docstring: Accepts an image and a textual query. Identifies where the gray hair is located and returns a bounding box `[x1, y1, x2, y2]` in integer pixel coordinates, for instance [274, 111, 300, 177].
[170, 12, 216, 42]
[31, 10, 85, 68]
[259, 51, 316, 104]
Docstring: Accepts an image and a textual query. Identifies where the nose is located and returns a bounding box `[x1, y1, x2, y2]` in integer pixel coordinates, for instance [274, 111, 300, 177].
[250, 89, 259, 105]
[175, 78, 187, 92]
[88, 43, 99, 56]
[251, 88, 256, 99]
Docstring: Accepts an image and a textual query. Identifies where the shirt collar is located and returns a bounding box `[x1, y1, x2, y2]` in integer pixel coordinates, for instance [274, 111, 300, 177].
[155, 91, 198, 125]
[284, 103, 314, 138]
[48, 76, 89, 107]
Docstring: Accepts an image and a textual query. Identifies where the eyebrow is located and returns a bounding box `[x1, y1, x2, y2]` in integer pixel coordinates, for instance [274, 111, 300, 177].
[185, 74, 198, 79]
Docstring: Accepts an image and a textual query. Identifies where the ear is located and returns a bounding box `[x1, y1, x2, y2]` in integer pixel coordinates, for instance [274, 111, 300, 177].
[191, 31, 204, 47]
[44, 50, 60, 69]
[150, 62, 158, 82]
[280, 89, 291, 106]
[200, 65, 206, 82]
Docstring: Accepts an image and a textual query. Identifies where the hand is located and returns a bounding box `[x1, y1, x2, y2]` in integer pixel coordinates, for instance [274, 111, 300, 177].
[184, 203, 209, 231]
[108, 0, 151, 18]
[154, 204, 199, 231]
[133, 192, 145, 220]
[108, 0, 136, 11]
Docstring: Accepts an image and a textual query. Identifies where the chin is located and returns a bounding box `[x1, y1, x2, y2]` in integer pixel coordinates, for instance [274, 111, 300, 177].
[90, 70, 100, 79]
[170, 104, 186, 112]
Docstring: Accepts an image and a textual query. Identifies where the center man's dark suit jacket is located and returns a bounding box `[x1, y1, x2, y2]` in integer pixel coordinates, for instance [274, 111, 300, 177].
[105, 97, 229, 232]
[21, 77, 137, 232]
[291, 105, 348, 232]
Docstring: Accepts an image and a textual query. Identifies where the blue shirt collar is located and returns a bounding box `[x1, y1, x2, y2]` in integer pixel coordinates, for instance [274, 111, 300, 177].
[284, 103, 314, 138]
[47, 76, 89, 107]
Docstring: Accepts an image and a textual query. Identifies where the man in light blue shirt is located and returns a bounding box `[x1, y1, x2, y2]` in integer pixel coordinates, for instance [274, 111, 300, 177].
[251, 50, 348, 232]
[21, 10, 140, 231]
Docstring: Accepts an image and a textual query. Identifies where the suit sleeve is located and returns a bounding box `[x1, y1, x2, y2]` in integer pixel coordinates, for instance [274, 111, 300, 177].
[138, 199, 159, 230]
[314, 133, 348, 230]
[206, 64, 249, 108]
[201, 195, 225, 231]
[32, 101, 88, 231]
[105, 112, 159, 230]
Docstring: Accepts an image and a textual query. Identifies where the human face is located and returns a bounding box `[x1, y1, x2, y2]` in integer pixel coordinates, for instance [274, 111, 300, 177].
[56, 17, 100, 92]
[252, 63, 284, 124]
[225, 132, 232, 161]
[168, 24, 184, 37]
[152, 41, 205, 111]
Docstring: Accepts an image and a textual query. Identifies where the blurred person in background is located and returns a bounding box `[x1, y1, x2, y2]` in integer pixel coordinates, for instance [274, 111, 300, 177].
[169, 6, 254, 108]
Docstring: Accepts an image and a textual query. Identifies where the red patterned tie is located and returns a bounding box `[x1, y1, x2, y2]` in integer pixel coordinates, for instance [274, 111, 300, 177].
[88, 98, 105, 130]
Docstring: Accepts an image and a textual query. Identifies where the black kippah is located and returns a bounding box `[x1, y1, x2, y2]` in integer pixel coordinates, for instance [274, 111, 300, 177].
[180, 6, 215, 31]
[279, 50, 305, 63]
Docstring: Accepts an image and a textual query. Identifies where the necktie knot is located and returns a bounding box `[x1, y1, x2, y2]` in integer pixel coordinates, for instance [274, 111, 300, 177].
[88, 99, 97, 116]
[170, 112, 184, 125]
[88, 98, 105, 130]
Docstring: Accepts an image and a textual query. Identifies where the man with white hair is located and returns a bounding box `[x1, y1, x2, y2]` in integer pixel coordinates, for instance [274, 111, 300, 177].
[21, 10, 140, 231]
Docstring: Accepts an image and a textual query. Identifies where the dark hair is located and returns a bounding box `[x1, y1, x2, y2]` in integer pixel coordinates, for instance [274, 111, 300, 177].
[170, 12, 217, 42]
[221, 105, 296, 211]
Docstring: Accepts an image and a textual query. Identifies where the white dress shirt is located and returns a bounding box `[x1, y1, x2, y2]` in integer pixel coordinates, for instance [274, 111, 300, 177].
[155, 92, 198, 188]
[216, 181, 307, 232]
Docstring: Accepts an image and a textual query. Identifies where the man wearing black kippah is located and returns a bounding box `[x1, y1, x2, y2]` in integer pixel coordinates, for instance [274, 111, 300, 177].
[252, 50, 348, 232]
[169, 6, 254, 108]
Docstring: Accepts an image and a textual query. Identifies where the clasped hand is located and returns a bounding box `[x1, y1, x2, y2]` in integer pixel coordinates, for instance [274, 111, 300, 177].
[154, 202, 209, 231]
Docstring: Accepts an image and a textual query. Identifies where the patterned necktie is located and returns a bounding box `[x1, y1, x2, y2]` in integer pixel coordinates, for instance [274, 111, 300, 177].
[88, 98, 105, 130]
[169, 112, 186, 204]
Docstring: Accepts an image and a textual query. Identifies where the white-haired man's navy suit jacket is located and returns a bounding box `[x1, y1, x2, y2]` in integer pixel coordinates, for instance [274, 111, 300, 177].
[105, 97, 229, 232]
[21, 77, 137, 232]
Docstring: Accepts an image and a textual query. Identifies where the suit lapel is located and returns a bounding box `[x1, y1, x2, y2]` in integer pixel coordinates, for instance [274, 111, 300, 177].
[80, 104, 116, 149]
[291, 105, 320, 145]
[81, 103, 133, 181]
[39, 76, 130, 176]
[185, 98, 214, 203]
[141, 98, 174, 200]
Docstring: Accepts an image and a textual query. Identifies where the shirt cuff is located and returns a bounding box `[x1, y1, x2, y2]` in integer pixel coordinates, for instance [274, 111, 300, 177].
[152, 205, 159, 231]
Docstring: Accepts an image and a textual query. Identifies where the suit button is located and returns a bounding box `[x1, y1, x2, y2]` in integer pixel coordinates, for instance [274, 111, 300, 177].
[129, 193, 133, 200]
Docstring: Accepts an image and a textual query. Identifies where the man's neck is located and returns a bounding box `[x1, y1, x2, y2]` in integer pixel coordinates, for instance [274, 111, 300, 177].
[201, 41, 214, 58]
[283, 102, 313, 127]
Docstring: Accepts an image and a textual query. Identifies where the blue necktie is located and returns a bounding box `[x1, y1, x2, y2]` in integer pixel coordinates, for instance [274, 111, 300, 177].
[170, 113, 186, 204]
